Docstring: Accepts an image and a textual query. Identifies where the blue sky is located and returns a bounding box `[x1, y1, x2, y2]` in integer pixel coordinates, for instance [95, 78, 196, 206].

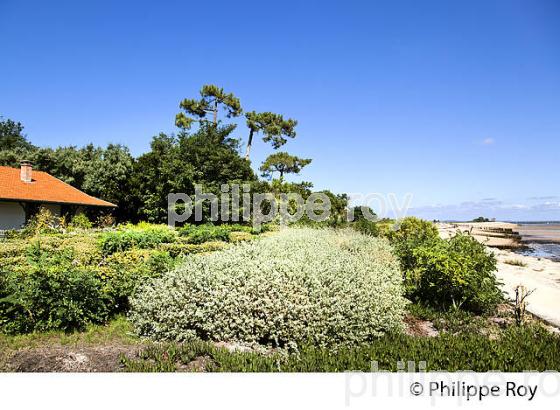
[1, 0, 559, 220]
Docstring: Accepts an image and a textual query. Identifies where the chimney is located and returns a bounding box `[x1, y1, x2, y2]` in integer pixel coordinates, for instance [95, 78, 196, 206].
[20, 160, 32, 183]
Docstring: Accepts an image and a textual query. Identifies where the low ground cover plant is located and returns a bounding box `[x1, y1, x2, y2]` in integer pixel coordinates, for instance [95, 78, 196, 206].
[122, 323, 560, 372]
[130, 228, 408, 348]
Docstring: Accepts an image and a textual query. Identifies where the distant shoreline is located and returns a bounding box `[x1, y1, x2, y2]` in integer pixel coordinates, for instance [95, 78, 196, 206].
[437, 221, 560, 261]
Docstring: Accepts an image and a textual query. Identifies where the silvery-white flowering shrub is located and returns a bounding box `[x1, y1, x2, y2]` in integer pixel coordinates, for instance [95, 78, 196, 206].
[129, 228, 407, 348]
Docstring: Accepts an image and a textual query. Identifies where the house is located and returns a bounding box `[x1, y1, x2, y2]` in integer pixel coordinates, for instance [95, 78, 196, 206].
[0, 161, 116, 230]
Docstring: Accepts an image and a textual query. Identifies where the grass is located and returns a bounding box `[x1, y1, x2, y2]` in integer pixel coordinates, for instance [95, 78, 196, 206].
[0, 316, 138, 371]
[504, 259, 527, 267]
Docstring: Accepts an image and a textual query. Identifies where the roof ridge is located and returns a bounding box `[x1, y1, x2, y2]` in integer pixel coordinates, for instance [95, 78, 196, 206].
[0, 165, 116, 207]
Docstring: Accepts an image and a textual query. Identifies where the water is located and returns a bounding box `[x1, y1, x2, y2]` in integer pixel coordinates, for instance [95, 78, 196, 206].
[516, 243, 560, 262]
[513, 223, 560, 261]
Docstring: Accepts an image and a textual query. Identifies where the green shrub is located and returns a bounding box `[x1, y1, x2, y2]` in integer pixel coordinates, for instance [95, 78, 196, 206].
[349, 206, 377, 222]
[229, 231, 254, 242]
[99, 224, 177, 255]
[405, 234, 502, 313]
[19, 208, 64, 237]
[220, 224, 254, 233]
[388, 216, 439, 245]
[98, 249, 175, 313]
[157, 241, 228, 257]
[387, 217, 502, 313]
[388, 217, 440, 272]
[0, 247, 109, 334]
[30, 234, 102, 266]
[130, 228, 407, 349]
[352, 218, 380, 237]
[68, 213, 93, 230]
[178, 224, 231, 244]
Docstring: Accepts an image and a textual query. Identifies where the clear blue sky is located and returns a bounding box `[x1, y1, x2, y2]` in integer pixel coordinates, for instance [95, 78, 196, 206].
[1, 0, 559, 220]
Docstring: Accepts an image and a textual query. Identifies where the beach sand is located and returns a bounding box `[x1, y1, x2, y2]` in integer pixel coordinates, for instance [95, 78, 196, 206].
[493, 248, 560, 328]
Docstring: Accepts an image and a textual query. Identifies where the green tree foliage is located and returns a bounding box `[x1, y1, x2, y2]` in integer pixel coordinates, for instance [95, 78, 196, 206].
[0, 121, 136, 222]
[81, 144, 136, 221]
[0, 118, 34, 151]
[181, 123, 254, 189]
[260, 152, 311, 181]
[0, 118, 36, 166]
[135, 124, 255, 222]
[472, 216, 491, 222]
[244, 111, 297, 159]
[134, 134, 195, 223]
[175, 84, 242, 129]
[30, 144, 135, 221]
[350, 206, 377, 221]
[0, 82, 315, 225]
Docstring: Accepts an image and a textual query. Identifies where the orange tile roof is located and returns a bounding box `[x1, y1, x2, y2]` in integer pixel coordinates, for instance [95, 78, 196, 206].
[0, 166, 116, 207]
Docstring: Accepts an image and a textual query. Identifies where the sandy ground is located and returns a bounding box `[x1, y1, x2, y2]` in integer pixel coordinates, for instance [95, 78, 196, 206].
[492, 248, 560, 328]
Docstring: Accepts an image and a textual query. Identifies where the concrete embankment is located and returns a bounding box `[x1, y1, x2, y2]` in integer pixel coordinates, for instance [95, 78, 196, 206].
[438, 222, 523, 249]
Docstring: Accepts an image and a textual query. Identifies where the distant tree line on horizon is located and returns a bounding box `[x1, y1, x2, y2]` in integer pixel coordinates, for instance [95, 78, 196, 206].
[0, 85, 347, 223]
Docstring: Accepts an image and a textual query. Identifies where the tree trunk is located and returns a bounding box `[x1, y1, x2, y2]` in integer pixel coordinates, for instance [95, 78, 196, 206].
[213, 99, 218, 125]
[245, 129, 254, 160]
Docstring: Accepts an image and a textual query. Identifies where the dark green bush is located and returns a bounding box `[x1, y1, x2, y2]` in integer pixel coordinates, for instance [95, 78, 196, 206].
[388, 217, 501, 313]
[122, 324, 560, 372]
[352, 218, 380, 237]
[0, 247, 109, 334]
[405, 234, 502, 313]
[349, 206, 377, 222]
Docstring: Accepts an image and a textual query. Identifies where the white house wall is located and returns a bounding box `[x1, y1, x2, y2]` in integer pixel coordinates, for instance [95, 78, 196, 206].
[0, 201, 26, 230]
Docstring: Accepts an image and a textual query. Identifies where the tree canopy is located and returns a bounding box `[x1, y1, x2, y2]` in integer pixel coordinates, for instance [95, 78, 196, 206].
[259, 152, 312, 182]
[175, 84, 242, 129]
[0, 85, 347, 225]
[244, 111, 297, 159]
[135, 123, 255, 222]
[0, 118, 34, 151]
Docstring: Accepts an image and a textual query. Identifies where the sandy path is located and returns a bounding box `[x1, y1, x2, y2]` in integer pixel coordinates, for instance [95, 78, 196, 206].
[492, 249, 560, 327]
